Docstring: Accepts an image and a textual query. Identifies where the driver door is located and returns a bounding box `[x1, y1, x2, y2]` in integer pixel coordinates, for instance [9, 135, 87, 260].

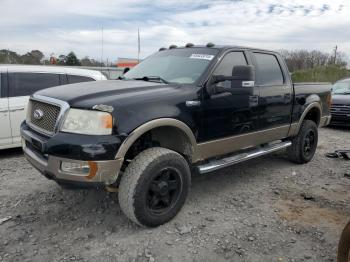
[200, 51, 260, 142]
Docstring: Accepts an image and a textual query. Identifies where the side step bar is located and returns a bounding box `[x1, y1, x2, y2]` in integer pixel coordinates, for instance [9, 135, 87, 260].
[197, 141, 292, 174]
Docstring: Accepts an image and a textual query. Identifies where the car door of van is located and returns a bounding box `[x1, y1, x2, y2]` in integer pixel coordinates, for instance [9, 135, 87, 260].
[0, 70, 13, 148]
[8, 72, 60, 144]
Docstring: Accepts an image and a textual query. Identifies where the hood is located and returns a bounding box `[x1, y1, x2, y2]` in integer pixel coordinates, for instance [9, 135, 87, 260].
[332, 94, 350, 106]
[35, 80, 195, 108]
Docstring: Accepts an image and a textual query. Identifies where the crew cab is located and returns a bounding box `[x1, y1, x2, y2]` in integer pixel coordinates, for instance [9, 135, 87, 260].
[0, 65, 106, 149]
[21, 44, 332, 227]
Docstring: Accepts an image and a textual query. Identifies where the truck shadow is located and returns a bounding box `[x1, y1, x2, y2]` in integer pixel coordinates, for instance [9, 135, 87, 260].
[0, 147, 23, 159]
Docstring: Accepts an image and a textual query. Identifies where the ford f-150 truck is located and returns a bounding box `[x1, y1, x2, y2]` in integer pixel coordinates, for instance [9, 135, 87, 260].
[21, 44, 332, 227]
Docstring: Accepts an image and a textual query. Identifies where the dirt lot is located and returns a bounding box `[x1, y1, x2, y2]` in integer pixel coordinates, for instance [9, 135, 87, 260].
[0, 127, 349, 262]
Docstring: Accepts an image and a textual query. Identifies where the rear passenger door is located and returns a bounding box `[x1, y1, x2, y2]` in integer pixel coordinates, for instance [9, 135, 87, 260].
[252, 52, 293, 131]
[0, 71, 12, 147]
[8, 72, 60, 143]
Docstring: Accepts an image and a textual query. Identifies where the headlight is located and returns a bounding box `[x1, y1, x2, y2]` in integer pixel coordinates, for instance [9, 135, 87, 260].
[61, 109, 113, 135]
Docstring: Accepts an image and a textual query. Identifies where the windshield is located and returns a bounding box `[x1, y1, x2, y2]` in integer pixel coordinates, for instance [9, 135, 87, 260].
[124, 48, 219, 84]
[332, 81, 350, 95]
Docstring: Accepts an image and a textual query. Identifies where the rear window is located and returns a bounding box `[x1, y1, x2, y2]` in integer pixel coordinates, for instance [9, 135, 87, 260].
[254, 53, 284, 86]
[8, 72, 60, 97]
[67, 75, 95, 84]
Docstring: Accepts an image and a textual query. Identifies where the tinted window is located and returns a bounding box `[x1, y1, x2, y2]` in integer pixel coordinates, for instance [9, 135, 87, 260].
[214, 52, 247, 76]
[213, 52, 247, 88]
[67, 75, 94, 84]
[254, 53, 284, 85]
[8, 73, 60, 97]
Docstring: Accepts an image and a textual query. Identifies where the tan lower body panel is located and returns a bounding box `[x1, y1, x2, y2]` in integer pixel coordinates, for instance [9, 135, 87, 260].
[197, 125, 290, 160]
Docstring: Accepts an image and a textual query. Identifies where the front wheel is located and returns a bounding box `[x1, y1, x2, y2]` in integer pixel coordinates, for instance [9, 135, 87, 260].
[287, 120, 318, 164]
[118, 147, 191, 227]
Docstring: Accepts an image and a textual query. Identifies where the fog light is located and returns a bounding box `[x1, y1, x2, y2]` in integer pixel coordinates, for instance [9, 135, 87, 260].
[61, 161, 90, 175]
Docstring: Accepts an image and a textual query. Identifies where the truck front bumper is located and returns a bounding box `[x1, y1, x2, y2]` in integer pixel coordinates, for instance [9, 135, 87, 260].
[21, 122, 124, 187]
[22, 140, 123, 186]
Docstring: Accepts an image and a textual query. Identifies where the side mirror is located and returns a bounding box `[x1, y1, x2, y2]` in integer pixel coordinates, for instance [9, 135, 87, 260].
[211, 65, 255, 94]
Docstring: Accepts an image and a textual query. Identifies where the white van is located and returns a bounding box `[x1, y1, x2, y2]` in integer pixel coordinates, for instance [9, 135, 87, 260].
[0, 65, 107, 149]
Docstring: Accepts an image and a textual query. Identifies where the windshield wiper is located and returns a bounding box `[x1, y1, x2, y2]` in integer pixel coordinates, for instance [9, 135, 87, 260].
[133, 76, 169, 84]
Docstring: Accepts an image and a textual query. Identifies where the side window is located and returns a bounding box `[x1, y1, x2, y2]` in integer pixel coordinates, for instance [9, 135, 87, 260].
[214, 52, 247, 76]
[67, 75, 94, 84]
[8, 73, 60, 97]
[213, 52, 247, 88]
[254, 53, 284, 85]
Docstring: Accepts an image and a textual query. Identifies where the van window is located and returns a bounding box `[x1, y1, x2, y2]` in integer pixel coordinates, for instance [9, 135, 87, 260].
[8, 72, 60, 97]
[67, 75, 95, 84]
[254, 53, 284, 85]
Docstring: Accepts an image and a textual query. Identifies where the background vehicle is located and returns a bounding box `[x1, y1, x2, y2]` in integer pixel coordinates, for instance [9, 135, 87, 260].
[330, 78, 350, 126]
[0, 65, 106, 149]
[21, 45, 331, 227]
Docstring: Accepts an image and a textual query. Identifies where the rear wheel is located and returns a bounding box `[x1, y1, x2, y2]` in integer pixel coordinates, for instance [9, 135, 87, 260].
[118, 147, 191, 227]
[287, 120, 318, 164]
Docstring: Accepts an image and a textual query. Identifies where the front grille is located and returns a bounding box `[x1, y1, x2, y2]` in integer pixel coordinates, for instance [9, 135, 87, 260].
[330, 104, 350, 116]
[27, 100, 61, 134]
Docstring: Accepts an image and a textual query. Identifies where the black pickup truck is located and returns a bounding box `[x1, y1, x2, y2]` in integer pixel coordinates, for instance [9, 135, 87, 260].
[21, 44, 332, 227]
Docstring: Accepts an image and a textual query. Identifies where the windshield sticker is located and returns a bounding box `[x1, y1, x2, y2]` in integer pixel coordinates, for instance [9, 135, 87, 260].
[189, 54, 214, 60]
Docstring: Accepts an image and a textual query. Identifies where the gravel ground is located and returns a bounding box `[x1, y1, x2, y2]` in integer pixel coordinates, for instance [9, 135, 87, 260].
[0, 126, 349, 262]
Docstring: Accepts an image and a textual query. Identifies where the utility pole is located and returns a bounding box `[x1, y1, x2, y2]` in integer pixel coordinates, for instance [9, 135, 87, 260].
[137, 28, 140, 63]
[334, 45, 338, 64]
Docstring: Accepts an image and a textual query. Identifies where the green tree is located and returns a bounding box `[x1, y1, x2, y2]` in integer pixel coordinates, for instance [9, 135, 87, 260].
[21, 50, 44, 64]
[66, 52, 81, 66]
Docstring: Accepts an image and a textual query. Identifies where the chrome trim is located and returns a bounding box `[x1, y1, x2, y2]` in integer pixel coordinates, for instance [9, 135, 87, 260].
[27, 94, 70, 136]
[242, 81, 255, 87]
[198, 141, 291, 174]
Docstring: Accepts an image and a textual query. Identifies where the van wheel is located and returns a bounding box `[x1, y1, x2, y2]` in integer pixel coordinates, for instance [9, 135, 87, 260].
[287, 120, 318, 164]
[118, 147, 191, 227]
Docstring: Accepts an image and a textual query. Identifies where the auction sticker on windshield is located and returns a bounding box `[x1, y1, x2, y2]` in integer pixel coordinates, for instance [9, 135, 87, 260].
[189, 54, 215, 60]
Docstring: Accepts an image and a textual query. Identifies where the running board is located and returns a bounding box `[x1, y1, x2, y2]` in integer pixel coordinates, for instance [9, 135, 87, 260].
[197, 141, 292, 174]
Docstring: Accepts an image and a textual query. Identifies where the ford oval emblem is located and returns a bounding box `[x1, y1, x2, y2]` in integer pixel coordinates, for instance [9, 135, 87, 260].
[33, 109, 44, 120]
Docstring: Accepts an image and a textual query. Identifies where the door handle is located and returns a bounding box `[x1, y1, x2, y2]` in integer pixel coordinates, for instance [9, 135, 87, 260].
[10, 107, 25, 112]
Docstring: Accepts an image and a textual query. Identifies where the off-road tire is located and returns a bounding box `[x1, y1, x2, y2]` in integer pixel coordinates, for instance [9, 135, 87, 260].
[287, 120, 318, 164]
[337, 221, 350, 262]
[118, 147, 191, 227]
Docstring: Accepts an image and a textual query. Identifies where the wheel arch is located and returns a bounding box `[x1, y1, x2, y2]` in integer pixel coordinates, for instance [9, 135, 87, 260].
[115, 118, 199, 163]
[289, 102, 322, 136]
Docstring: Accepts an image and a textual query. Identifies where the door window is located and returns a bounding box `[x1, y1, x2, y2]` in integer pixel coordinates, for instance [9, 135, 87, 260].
[213, 52, 247, 88]
[8, 72, 60, 97]
[254, 53, 284, 85]
[67, 75, 94, 84]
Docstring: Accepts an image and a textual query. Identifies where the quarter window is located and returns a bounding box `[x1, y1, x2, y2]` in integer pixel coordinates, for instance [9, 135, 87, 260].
[67, 75, 94, 84]
[8, 73, 60, 97]
[254, 53, 284, 85]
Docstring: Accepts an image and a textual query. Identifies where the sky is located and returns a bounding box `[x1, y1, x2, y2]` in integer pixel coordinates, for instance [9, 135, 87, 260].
[0, 0, 349, 62]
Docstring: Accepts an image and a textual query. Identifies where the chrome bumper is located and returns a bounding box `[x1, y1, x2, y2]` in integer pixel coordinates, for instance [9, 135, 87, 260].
[22, 140, 123, 186]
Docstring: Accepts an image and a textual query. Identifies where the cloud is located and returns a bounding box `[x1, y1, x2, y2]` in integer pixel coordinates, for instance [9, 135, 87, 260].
[0, 0, 348, 62]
